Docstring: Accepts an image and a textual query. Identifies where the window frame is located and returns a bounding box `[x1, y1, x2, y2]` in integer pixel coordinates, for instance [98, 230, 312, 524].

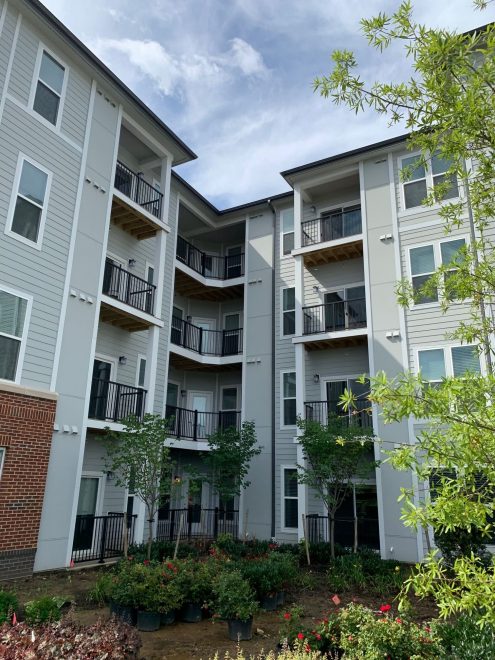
[29, 43, 69, 131]
[416, 344, 483, 384]
[0, 448, 5, 481]
[136, 354, 147, 389]
[406, 236, 468, 308]
[281, 465, 299, 532]
[280, 208, 295, 258]
[280, 286, 296, 338]
[0, 284, 33, 384]
[398, 151, 461, 214]
[5, 153, 52, 250]
[280, 370, 297, 430]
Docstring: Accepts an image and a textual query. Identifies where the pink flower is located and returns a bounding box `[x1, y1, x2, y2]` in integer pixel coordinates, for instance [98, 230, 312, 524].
[379, 604, 391, 613]
[396, 617, 402, 624]
[143, 559, 150, 565]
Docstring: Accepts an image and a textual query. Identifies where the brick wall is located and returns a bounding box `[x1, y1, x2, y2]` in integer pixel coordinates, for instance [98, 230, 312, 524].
[0, 387, 57, 578]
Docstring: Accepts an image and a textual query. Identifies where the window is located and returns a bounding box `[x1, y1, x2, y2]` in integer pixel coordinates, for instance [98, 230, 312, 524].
[282, 287, 295, 336]
[401, 152, 459, 210]
[409, 238, 466, 305]
[0, 289, 28, 382]
[283, 468, 298, 529]
[32, 50, 66, 126]
[282, 372, 296, 427]
[281, 208, 294, 255]
[6, 156, 51, 248]
[410, 245, 438, 304]
[0, 448, 5, 480]
[136, 356, 146, 388]
[418, 345, 481, 384]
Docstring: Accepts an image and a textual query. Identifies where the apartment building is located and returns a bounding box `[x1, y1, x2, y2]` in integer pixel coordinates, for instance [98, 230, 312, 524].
[0, 0, 483, 577]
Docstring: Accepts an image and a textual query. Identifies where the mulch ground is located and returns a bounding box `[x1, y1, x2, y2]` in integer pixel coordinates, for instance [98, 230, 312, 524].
[1, 565, 437, 659]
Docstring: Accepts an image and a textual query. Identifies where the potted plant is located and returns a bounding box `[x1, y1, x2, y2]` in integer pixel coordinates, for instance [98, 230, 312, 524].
[157, 561, 184, 625]
[110, 560, 138, 625]
[239, 557, 280, 611]
[177, 560, 213, 623]
[213, 570, 258, 641]
[131, 563, 163, 632]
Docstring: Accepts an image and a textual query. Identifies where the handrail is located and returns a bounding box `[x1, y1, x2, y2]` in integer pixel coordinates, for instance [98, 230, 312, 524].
[103, 258, 156, 315]
[301, 206, 362, 247]
[302, 298, 366, 335]
[88, 378, 146, 422]
[176, 235, 245, 280]
[165, 405, 241, 441]
[304, 399, 371, 428]
[114, 161, 163, 220]
[171, 316, 243, 356]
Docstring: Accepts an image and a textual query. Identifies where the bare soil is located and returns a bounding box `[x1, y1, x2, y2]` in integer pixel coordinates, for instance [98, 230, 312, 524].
[1, 565, 437, 660]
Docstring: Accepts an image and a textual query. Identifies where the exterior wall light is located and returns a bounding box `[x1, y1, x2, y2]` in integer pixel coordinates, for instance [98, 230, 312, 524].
[119, 355, 127, 365]
[313, 373, 320, 384]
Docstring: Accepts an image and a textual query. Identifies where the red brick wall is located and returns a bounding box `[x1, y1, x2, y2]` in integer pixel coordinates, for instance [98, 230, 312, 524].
[0, 390, 56, 553]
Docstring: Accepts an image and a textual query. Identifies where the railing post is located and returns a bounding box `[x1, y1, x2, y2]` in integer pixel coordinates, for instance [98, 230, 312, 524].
[218, 411, 222, 432]
[112, 383, 120, 422]
[198, 327, 203, 355]
[214, 507, 219, 539]
[177, 407, 182, 438]
[187, 506, 193, 539]
[98, 516, 108, 564]
[135, 173, 141, 206]
[193, 410, 198, 442]
[124, 267, 131, 305]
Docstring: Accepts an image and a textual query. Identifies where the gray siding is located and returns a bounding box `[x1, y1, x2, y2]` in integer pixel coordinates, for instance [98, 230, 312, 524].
[83, 434, 126, 515]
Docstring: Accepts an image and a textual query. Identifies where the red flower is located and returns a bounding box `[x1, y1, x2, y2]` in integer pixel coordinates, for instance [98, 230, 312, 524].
[379, 604, 391, 613]
[424, 625, 431, 633]
[283, 613, 291, 620]
[396, 618, 402, 624]
[315, 633, 321, 640]
[143, 559, 150, 565]
[297, 632, 304, 640]
[305, 644, 311, 652]
[348, 635, 353, 641]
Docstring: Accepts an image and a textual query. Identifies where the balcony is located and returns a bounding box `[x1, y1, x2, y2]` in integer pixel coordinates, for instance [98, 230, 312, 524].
[298, 207, 363, 266]
[170, 316, 243, 358]
[88, 378, 146, 423]
[111, 161, 164, 240]
[304, 399, 372, 429]
[176, 236, 244, 280]
[165, 405, 241, 441]
[296, 298, 367, 350]
[157, 507, 239, 541]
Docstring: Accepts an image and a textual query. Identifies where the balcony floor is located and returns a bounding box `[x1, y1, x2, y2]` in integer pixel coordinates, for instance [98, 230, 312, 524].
[169, 351, 242, 372]
[111, 195, 159, 240]
[294, 333, 367, 351]
[100, 298, 156, 332]
[174, 268, 244, 301]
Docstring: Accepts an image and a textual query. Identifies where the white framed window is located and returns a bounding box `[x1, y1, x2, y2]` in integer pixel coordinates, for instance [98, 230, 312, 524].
[280, 208, 294, 256]
[281, 287, 295, 336]
[281, 371, 297, 428]
[417, 345, 481, 385]
[30, 46, 67, 128]
[0, 286, 32, 383]
[281, 466, 298, 530]
[400, 152, 459, 211]
[0, 448, 5, 480]
[408, 237, 466, 305]
[136, 355, 146, 389]
[5, 154, 52, 249]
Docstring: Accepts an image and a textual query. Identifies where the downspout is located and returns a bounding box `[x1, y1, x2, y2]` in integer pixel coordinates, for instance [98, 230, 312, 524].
[267, 198, 277, 538]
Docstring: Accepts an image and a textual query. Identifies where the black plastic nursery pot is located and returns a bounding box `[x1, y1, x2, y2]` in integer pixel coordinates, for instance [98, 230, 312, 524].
[160, 609, 176, 626]
[181, 602, 203, 623]
[137, 610, 161, 632]
[276, 591, 285, 607]
[110, 601, 137, 626]
[227, 618, 253, 641]
[261, 593, 279, 611]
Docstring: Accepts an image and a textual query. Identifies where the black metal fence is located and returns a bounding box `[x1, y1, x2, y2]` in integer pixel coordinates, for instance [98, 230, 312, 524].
[176, 236, 245, 280]
[306, 514, 380, 550]
[156, 507, 239, 541]
[114, 161, 163, 220]
[103, 258, 156, 315]
[303, 298, 366, 335]
[88, 379, 146, 422]
[304, 400, 372, 428]
[165, 405, 241, 441]
[171, 316, 243, 356]
[301, 206, 362, 247]
[72, 513, 137, 563]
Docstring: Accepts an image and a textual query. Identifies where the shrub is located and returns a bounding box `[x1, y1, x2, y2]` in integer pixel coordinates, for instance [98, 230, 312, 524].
[127, 540, 200, 562]
[279, 605, 305, 646]
[0, 618, 141, 659]
[434, 528, 491, 569]
[0, 591, 18, 625]
[175, 558, 215, 606]
[88, 571, 114, 605]
[326, 551, 407, 596]
[434, 614, 495, 659]
[212, 570, 258, 622]
[24, 596, 66, 625]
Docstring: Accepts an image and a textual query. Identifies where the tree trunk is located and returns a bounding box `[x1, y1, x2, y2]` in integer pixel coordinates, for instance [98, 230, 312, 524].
[353, 515, 358, 554]
[330, 514, 335, 559]
[147, 514, 154, 560]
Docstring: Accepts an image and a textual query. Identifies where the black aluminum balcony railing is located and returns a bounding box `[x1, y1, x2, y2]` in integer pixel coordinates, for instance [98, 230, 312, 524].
[165, 405, 241, 441]
[176, 236, 245, 280]
[171, 316, 243, 356]
[303, 298, 366, 335]
[103, 258, 156, 315]
[306, 513, 379, 549]
[88, 378, 146, 423]
[304, 399, 372, 428]
[157, 507, 239, 541]
[301, 206, 362, 247]
[114, 161, 163, 220]
[72, 513, 137, 563]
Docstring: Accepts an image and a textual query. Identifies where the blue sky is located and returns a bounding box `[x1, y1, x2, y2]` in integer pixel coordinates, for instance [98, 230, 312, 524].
[42, 0, 493, 208]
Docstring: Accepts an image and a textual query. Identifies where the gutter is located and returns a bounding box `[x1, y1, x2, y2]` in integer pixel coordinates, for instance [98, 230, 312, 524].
[267, 198, 277, 538]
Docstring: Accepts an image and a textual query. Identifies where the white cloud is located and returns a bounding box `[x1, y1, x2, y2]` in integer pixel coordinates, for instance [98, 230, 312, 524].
[228, 38, 268, 77]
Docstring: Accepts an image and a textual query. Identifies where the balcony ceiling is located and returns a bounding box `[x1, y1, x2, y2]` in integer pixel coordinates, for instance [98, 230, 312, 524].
[303, 335, 367, 351]
[111, 197, 158, 240]
[303, 239, 363, 267]
[174, 269, 244, 301]
[100, 300, 152, 332]
[169, 352, 243, 372]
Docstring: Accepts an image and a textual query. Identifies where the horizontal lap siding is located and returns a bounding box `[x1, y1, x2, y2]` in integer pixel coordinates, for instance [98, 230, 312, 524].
[0, 4, 16, 94]
[95, 322, 149, 389]
[83, 435, 126, 514]
[304, 345, 369, 402]
[304, 258, 364, 307]
[106, 224, 156, 281]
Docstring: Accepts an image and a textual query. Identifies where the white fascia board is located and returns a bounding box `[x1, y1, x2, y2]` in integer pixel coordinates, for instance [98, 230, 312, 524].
[100, 294, 164, 327]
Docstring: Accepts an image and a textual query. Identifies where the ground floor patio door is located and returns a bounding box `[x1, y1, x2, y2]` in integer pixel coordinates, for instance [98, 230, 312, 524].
[72, 475, 102, 552]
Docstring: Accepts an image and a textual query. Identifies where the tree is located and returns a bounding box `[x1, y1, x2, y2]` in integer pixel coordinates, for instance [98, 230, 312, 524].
[296, 415, 375, 558]
[316, 1, 495, 624]
[204, 420, 261, 507]
[104, 414, 175, 560]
